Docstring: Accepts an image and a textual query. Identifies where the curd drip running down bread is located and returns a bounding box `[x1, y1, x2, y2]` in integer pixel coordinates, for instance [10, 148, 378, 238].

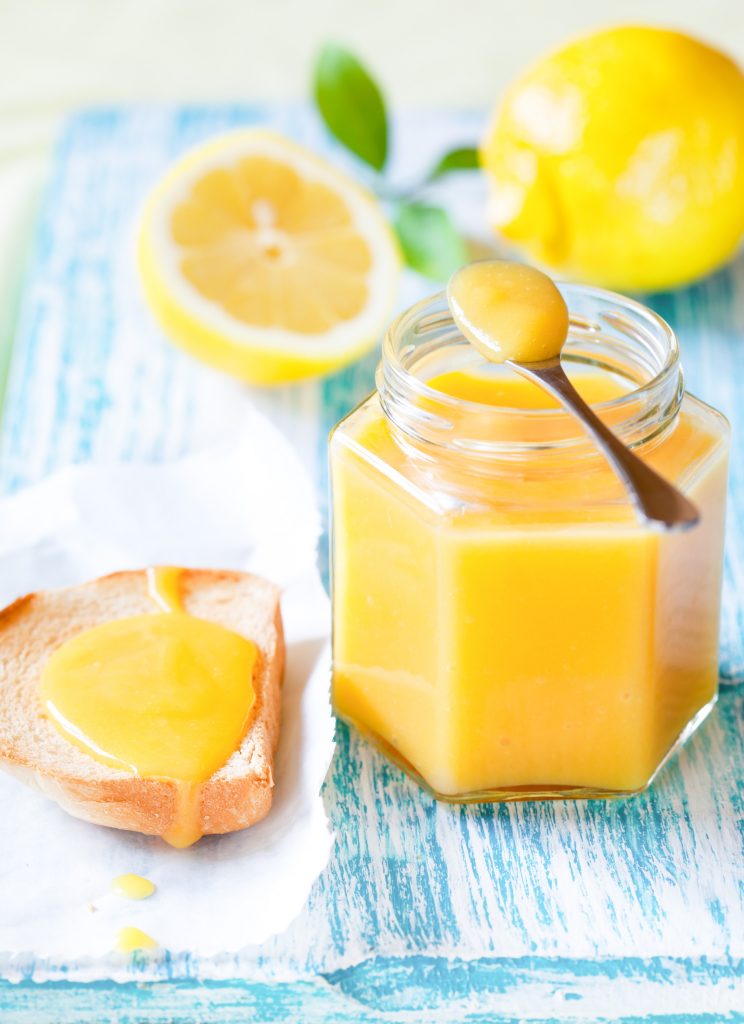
[0, 568, 284, 847]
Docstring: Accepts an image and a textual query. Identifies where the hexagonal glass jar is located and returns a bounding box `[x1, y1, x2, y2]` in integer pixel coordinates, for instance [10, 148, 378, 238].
[330, 286, 730, 801]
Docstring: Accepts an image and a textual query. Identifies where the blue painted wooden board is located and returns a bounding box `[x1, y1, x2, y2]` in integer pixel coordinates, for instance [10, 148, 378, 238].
[0, 107, 743, 1021]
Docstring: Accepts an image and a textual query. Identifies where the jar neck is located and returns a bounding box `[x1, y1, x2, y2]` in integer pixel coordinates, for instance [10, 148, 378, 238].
[378, 284, 683, 469]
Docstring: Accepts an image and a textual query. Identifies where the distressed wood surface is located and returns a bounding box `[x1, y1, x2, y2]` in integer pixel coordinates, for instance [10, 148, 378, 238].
[0, 106, 742, 1019]
[1, 958, 744, 1023]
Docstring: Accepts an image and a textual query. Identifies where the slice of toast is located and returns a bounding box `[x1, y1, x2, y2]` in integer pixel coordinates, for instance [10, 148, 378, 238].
[0, 569, 284, 842]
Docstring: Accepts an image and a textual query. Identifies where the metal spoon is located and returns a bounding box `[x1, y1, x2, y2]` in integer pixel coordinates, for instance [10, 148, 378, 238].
[505, 355, 699, 529]
[447, 260, 699, 530]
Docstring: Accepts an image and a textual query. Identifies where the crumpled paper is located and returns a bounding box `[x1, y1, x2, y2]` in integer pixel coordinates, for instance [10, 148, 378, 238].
[0, 405, 334, 958]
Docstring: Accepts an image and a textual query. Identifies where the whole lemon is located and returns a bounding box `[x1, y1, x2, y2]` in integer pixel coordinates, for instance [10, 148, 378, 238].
[481, 26, 744, 291]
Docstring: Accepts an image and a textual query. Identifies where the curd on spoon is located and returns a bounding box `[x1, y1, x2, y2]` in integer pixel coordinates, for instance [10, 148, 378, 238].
[446, 260, 568, 364]
[447, 260, 699, 530]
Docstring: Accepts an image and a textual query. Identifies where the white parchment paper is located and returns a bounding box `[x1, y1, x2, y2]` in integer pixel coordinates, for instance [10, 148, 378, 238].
[0, 406, 335, 958]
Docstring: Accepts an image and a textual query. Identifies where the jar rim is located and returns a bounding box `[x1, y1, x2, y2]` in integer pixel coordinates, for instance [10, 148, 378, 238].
[379, 283, 683, 460]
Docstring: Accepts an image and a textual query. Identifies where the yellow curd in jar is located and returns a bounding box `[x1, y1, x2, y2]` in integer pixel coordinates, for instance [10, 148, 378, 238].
[330, 283, 729, 800]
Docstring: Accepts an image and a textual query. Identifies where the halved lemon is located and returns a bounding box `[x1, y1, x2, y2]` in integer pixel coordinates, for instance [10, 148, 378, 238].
[138, 129, 400, 384]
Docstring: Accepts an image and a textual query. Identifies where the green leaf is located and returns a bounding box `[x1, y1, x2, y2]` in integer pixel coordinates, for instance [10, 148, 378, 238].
[427, 146, 480, 182]
[394, 202, 468, 281]
[313, 43, 388, 171]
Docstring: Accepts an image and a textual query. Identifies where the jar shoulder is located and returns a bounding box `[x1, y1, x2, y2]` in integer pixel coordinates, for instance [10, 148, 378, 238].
[330, 392, 730, 521]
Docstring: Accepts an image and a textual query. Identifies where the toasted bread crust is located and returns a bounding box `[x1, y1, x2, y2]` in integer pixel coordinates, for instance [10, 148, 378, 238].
[0, 569, 284, 842]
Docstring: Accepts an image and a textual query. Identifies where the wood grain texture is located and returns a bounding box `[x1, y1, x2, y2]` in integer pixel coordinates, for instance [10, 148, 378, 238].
[1, 959, 743, 1023]
[0, 105, 742, 1019]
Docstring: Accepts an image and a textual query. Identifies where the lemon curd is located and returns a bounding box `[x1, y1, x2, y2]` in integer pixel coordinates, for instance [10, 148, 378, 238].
[447, 260, 569, 363]
[330, 287, 730, 800]
[432, 369, 625, 409]
[115, 926, 158, 953]
[41, 568, 257, 846]
[112, 874, 156, 900]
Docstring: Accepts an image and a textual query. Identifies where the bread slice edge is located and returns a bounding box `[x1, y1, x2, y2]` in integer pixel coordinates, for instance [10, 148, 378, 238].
[0, 569, 284, 842]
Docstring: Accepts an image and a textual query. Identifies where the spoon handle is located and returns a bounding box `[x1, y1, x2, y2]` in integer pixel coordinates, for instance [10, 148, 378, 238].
[509, 357, 700, 530]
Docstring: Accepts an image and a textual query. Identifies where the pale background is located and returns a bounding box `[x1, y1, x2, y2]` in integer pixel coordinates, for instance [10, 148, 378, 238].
[1, 0, 743, 386]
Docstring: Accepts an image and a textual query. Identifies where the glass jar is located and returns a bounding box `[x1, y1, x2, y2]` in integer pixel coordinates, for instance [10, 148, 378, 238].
[329, 285, 730, 801]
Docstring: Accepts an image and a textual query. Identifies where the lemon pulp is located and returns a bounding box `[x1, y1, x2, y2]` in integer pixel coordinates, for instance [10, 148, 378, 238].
[172, 155, 372, 332]
[139, 130, 400, 383]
